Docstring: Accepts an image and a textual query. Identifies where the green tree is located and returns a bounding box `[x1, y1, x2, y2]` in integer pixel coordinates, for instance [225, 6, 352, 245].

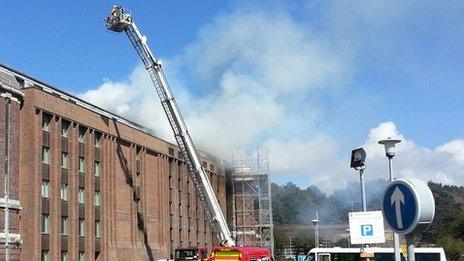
[438, 236, 464, 260]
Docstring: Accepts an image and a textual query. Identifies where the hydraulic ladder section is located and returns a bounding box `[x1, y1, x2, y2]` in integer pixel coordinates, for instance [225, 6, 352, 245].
[105, 6, 235, 246]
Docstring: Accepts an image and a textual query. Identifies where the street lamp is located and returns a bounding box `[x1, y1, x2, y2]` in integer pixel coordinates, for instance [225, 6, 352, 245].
[311, 211, 320, 248]
[350, 148, 367, 212]
[378, 138, 401, 180]
[350, 147, 370, 259]
[378, 137, 401, 261]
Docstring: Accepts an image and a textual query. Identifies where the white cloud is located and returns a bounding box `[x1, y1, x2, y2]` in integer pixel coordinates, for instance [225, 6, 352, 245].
[436, 140, 464, 164]
[269, 121, 464, 193]
[362, 121, 415, 159]
[360, 122, 464, 189]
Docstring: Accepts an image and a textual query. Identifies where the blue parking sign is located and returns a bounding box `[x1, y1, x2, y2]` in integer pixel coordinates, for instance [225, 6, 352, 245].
[361, 225, 373, 236]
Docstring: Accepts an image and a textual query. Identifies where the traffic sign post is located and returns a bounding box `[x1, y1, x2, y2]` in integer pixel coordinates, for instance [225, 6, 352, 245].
[382, 178, 435, 261]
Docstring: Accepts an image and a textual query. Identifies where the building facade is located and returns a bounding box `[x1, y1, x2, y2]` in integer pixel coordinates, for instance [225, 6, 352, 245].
[0, 64, 228, 260]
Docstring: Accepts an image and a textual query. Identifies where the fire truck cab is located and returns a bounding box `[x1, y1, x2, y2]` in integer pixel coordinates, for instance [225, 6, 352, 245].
[209, 246, 273, 261]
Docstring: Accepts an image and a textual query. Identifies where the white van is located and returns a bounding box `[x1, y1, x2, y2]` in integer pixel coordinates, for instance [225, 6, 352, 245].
[305, 247, 446, 261]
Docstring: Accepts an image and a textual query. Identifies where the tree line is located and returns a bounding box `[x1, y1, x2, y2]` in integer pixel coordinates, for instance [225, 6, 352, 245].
[271, 180, 464, 259]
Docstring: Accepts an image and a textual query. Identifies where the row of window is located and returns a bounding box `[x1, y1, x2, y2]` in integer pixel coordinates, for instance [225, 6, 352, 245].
[42, 147, 101, 176]
[41, 250, 87, 261]
[42, 113, 102, 147]
[41, 214, 101, 237]
[41, 181, 100, 205]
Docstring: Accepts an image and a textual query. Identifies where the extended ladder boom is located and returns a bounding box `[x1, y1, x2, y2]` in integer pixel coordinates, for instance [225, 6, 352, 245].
[105, 6, 235, 246]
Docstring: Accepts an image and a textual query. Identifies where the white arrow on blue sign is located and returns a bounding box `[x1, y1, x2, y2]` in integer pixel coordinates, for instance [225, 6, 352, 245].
[382, 178, 435, 235]
[391, 186, 405, 229]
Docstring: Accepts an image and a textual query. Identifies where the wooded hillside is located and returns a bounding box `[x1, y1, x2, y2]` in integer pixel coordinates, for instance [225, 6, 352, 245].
[271, 180, 464, 259]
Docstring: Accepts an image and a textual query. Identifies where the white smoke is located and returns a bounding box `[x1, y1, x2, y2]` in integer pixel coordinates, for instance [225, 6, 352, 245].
[80, 5, 351, 157]
[78, 2, 464, 193]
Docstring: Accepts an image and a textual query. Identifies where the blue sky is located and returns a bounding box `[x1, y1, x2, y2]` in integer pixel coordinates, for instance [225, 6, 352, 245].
[1, 1, 227, 90]
[2, 1, 464, 192]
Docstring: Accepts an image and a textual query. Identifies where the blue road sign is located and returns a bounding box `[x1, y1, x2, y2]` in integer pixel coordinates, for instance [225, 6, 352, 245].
[383, 183, 416, 233]
[382, 178, 435, 234]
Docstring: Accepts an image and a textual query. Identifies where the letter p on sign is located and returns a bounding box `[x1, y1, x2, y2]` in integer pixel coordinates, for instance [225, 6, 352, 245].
[361, 225, 373, 236]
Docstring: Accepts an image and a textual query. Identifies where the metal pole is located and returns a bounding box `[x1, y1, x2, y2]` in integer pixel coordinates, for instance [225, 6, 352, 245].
[389, 157, 401, 261]
[3, 97, 11, 261]
[406, 234, 415, 261]
[316, 223, 319, 248]
[388, 157, 393, 181]
[359, 168, 370, 261]
[314, 225, 317, 248]
[359, 168, 367, 212]
[315, 211, 319, 248]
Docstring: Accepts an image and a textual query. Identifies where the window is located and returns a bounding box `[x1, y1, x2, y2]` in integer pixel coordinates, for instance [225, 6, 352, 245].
[78, 126, 86, 143]
[42, 113, 52, 132]
[79, 219, 85, 236]
[305, 254, 315, 261]
[78, 188, 85, 204]
[94, 131, 102, 147]
[318, 254, 330, 261]
[61, 120, 70, 137]
[42, 147, 49, 165]
[79, 157, 85, 173]
[94, 191, 100, 206]
[95, 220, 101, 238]
[60, 183, 68, 201]
[41, 214, 49, 234]
[41, 250, 49, 261]
[94, 161, 100, 177]
[61, 251, 68, 261]
[61, 216, 68, 235]
[41, 181, 49, 198]
[79, 252, 85, 261]
[61, 152, 68, 169]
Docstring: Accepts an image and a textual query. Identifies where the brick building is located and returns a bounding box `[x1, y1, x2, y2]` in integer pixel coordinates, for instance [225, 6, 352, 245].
[0, 63, 228, 260]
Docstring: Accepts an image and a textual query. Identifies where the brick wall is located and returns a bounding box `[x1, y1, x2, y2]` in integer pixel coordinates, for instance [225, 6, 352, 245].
[15, 86, 229, 260]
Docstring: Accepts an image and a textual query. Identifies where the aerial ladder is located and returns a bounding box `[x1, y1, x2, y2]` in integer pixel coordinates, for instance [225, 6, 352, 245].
[105, 6, 235, 246]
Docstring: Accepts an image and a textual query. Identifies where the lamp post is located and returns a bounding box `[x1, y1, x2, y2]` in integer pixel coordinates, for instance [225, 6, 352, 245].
[350, 148, 367, 212]
[311, 211, 320, 248]
[378, 138, 401, 261]
[350, 147, 370, 260]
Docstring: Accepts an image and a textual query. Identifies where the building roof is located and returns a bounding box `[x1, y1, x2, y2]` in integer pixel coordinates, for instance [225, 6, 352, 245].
[0, 62, 224, 165]
[0, 64, 21, 90]
[0, 62, 153, 134]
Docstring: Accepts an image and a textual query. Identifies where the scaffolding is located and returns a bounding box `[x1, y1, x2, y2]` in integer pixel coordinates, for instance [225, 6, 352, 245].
[232, 149, 274, 253]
